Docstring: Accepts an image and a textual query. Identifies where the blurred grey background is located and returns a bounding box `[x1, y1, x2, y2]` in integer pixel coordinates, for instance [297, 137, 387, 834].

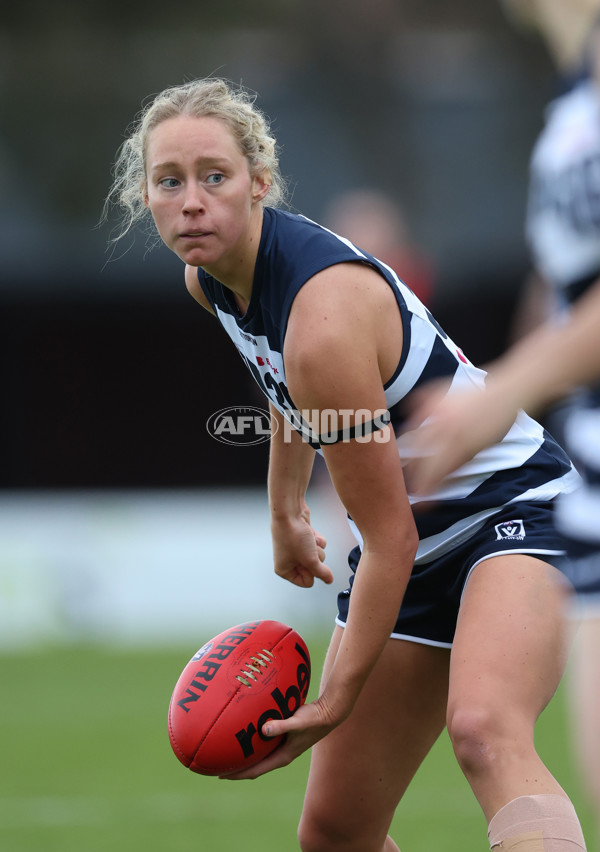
[0, 0, 554, 489]
[0, 1, 557, 644]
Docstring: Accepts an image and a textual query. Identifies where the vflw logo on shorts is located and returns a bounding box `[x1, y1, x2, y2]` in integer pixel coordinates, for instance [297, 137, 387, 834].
[495, 519, 526, 541]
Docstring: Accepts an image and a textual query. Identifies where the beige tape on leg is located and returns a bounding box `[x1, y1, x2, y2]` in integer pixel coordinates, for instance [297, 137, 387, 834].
[492, 830, 544, 850]
[488, 795, 586, 851]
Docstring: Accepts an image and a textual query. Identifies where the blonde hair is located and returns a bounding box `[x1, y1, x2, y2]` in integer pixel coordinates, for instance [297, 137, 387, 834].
[103, 78, 286, 243]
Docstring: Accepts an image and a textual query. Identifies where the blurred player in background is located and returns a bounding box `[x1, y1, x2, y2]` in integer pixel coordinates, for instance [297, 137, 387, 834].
[324, 189, 435, 307]
[105, 77, 587, 851]
[407, 1, 600, 847]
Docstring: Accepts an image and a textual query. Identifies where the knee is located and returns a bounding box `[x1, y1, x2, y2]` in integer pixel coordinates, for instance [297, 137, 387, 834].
[297, 818, 321, 852]
[298, 807, 353, 852]
[447, 704, 517, 778]
[298, 812, 336, 852]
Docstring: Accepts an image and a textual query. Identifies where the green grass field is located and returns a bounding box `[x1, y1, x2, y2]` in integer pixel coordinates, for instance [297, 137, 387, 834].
[0, 637, 593, 851]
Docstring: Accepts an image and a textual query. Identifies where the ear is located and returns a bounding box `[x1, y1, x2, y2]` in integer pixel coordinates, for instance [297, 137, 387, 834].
[142, 180, 150, 209]
[252, 171, 272, 203]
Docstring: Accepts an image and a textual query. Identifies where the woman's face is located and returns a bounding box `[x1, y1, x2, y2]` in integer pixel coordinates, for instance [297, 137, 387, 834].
[144, 114, 269, 271]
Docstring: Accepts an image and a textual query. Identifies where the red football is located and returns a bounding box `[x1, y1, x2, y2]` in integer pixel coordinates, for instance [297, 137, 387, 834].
[168, 620, 311, 776]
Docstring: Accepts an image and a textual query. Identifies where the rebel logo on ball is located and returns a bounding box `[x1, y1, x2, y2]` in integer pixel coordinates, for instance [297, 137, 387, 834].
[235, 641, 310, 758]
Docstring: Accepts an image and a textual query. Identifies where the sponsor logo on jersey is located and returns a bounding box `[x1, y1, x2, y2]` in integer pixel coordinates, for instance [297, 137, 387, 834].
[256, 356, 279, 374]
[495, 519, 526, 541]
[238, 330, 258, 346]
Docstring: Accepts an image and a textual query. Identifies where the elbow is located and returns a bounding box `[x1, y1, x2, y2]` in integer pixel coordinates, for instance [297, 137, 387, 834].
[401, 522, 419, 564]
[397, 510, 420, 560]
[362, 518, 419, 567]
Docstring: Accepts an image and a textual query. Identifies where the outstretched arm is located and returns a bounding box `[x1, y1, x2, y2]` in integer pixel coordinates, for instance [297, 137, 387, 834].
[405, 278, 600, 496]
[491, 276, 600, 408]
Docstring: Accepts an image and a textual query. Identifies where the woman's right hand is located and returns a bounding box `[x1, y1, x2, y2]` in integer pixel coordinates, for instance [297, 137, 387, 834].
[271, 504, 334, 588]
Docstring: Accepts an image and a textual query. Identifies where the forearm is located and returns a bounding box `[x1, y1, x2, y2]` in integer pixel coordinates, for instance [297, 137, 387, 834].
[488, 278, 600, 414]
[323, 543, 414, 718]
[319, 436, 418, 718]
[268, 403, 316, 518]
[267, 405, 332, 588]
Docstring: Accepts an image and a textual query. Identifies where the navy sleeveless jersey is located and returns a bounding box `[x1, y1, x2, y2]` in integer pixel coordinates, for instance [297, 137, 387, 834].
[197, 207, 579, 566]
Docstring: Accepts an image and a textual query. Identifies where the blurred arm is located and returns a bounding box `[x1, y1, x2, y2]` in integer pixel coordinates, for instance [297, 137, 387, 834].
[405, 278, 600, 496]
[487, 276, 600, 411]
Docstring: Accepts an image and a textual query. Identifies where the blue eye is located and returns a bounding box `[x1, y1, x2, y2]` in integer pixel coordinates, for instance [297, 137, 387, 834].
[207, 173, 224, 185]
[160, 177, 180, 189]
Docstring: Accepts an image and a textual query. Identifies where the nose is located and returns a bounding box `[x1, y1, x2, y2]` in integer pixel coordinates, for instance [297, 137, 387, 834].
[182, 182, 206, 215]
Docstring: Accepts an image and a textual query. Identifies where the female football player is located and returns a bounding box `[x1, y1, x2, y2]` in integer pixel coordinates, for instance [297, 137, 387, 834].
[105, 77, 586, 851]
[408, 2, 600, 848]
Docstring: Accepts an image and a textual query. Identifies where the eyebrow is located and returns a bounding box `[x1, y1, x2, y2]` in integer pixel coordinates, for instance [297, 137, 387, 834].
[149, 156, 234, 174]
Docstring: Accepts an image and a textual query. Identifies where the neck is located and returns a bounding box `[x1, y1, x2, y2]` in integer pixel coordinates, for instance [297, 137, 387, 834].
[202, 206, 264, 308]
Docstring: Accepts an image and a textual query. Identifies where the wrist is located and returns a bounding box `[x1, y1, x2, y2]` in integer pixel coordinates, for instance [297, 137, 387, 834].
[318, 669, 362, 724]
[269, 497, 308, 523]
[487, 327, 569, 416]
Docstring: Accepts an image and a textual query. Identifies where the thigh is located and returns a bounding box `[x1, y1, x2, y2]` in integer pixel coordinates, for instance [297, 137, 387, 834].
[449, 554, 570, 724]
[301, 626, 450, 847]
[567, 613, 600, 797]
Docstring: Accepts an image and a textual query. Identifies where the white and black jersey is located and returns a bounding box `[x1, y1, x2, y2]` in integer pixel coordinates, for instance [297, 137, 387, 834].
[197, 208, 579, 572]
[527, 77, 600, 303]
[527, 75, 600, 591]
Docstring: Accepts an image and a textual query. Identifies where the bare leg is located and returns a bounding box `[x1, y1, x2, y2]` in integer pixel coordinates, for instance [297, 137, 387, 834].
[298, 626, 450, 852]
[447, 555, 585, 849]
[568, 613, 600, 851]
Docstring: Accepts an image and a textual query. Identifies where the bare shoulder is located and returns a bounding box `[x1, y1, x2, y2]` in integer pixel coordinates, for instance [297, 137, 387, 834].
[289, 262, 398, 337]
[184, 264, 215, 315]
[285, 261, 402, 387]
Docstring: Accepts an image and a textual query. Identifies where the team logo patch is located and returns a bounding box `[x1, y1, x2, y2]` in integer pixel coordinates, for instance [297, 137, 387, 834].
[495, 519, 526, 541]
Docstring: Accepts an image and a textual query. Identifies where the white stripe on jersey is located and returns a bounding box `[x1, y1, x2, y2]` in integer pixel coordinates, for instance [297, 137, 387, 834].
[387, 315, 438, 400]
[397, 395, 574, 508]
[348, 465, 580, 565]
[409, 411, 546, 502]
[348, 507, 499, 565]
